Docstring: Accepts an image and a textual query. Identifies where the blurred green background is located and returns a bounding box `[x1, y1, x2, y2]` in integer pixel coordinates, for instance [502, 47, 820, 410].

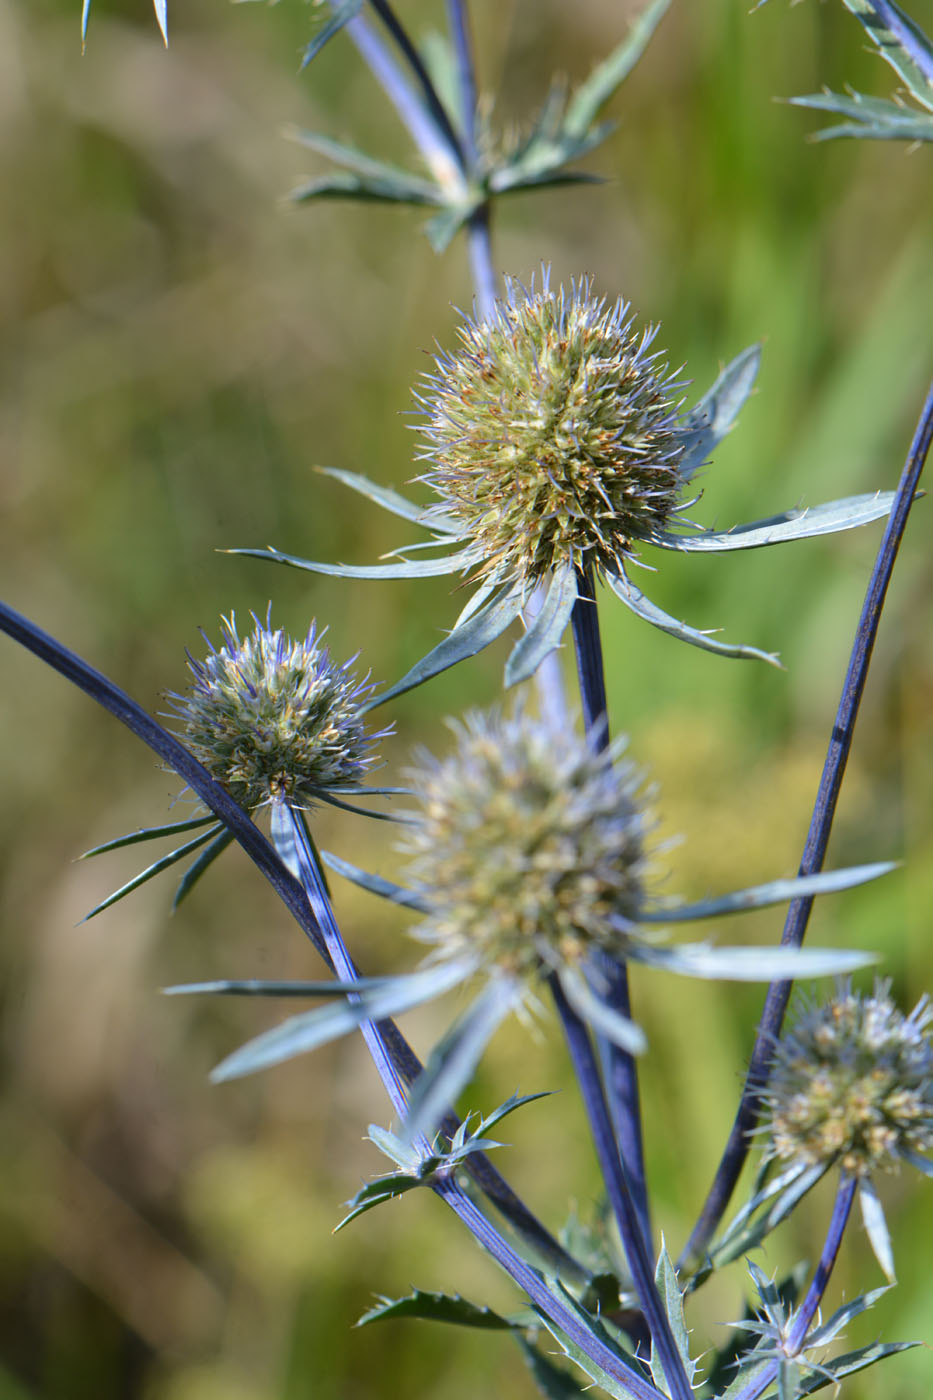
[1, 0, 931, 1396]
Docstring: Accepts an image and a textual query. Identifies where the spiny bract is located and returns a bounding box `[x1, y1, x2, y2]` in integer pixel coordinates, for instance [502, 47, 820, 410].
[168, 613, 381, 810]
[399, 708, 654, 979]
[417, 274, 688, 590]
[765, 981, 933, 1177]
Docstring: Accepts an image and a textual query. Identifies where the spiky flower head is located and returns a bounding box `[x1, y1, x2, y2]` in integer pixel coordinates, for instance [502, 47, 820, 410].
[765, 982, 933, 1177]
[416, 273, 688, 591]
[399, 707, 653, 982]
[168, 613, 382, 811]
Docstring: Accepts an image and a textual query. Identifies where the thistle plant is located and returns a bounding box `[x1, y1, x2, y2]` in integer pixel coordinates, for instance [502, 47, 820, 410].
[3, 2, 933, 1399]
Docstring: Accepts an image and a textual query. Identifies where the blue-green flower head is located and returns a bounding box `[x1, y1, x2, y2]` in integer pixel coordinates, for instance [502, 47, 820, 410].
[168, 613, 384, 811]
[416, 274, 689, 592]
[765, 982, 933, 1177]
[399, 707, 655, 980]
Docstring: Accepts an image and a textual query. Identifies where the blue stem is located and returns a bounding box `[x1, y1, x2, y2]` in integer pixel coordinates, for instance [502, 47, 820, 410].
[366, 0, 466, 171]
[570, 567, 652, 1255]
[445, 0, 479, 161]
[730, 1175, 857, 1400]
[551, 974, 694, 1400]
[436, 1179, 667, 1400]
[346, 13, 464, 189]
[679, 380, 933, 1269]
[863, 0, 933, 86]
[0, 598, 586, 1287]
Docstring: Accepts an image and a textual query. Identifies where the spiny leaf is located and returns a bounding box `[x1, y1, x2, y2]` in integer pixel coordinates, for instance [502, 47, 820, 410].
[639, 861, 897, 923]
[224, 543, 473, 580]
[605, 567, 781, 665]
[626, 941, 875, 981]
[787, 90, 933, 141]
[401, 977, 519, 1145]
[335, 1174, 427, 1230]
[210, 959, 473, 1083]
[289, 171, 442, 207]
[82, 825, 224, 921]
[504, 564, 577, 687]
[80, 813, 218, 857]
[287, 129, 440, 198]
[300, 0, 363, 70]
[320, 849, 430, 912]
[650, 1244, 696, 1392]
[839, 0, 933, 110]
[653, 492, 895, 553]
[172, 827, 235, 910]
[357, 1290, 516, 1330]
[564, 0, 671, 136]
[361, 582, 524, 712]
[677, 344, 762, 480]
[515, 1334, 589, 1399]
[795, 1340, 920, 1394]
[315, 466, 460, 533]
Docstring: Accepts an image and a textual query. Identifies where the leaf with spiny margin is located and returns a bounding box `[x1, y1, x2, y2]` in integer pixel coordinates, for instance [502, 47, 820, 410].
[839, 0, 933, 111]
[652, 492, 895, 552]
[718, 1353, 775, 1400]
[210, 959, 474, 1083]
[677, 344, 762, 481]
[806, 1287, 892, 1349]
[515, 1335, 589, 1400]
[401, 977, 520, 1145]
[290, 171, 443, 208]
[605, 567, 780, 665]
[300, 0, 363, 70]
[504, 564, 577, 687]
[225, 543, 474, 580]
[80, 814, 218, 857]
[315, 466, 460, 534]
[357, 1290, 517, 1330]
[556, 964, 647, 1054]
[626, 941, 875, 982]
[532, 1280, 646, 1400]
[795, 1340, 921, 1395]
[82, 825, 224, 922]
[466, 1092, 551, 1143]
[320, 849, 430, 912]
[164, 977, 400, 998]
[287, 129, 440, 201]
[698, 1163, 829, 1282]
[650, 1243, 696, 1394]
[639, 861, 897, 923]
[564, 0, 671, 135]
[172, 827, 235, 910]
[335, 1173, 431, 1231]
[367, 1123, 423, 1172]
[787, 90, 933, 141]
[361, 582, 525, 712]
[858, 1176, 896, 1282]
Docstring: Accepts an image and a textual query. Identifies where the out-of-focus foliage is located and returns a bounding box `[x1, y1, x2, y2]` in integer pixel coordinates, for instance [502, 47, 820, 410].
[0, 2, 931, 1398]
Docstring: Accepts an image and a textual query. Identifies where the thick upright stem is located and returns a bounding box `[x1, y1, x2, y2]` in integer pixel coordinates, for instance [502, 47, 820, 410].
[551, 974, 694, 1400]
[570, 567, 651, 1253]
[680, 382, 933, 1268]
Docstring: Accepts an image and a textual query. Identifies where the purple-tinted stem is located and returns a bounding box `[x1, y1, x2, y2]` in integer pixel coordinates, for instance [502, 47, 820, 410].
[346, 13, 463, 189]
[366, 0, 466, 171]
[570, 567, 652, 1253]
[730, 1175, 857, 1400]
[445, 0, 478, 162]
[0, 599, 587, 1286]
[0, 600, 331, 962]
[864, 0, 933, 86]
[551, 973, 694, 1400]
[435, 1181, 666, 1400]
[680, 380, 933, 1269]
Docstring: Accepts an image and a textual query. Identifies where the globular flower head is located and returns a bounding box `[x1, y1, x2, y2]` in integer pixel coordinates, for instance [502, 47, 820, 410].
[416, 273, 689, 591]
[399, 707, 654, 983]
[168, 613, 383, 811]
[764, 981, 933, 1177]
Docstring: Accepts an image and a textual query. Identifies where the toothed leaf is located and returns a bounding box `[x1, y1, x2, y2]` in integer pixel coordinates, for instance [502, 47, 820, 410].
[652, 492, 895, 552]
[564, 0, 671, 135]
[357, 1290, 516, 1330]
[677, 344, 762, 479]
[300, 0, 363, 69]
[639, 862, 897, 923]
[606, 568, 780, 664]
[225, 543, 473, 580]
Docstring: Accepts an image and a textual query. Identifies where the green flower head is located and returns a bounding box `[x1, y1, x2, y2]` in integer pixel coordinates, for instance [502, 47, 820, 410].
[167, 612, 384, 811]
[399, 706, 653, 980]
[416, 273, 689, 591]
[765, 982, 933, 1177]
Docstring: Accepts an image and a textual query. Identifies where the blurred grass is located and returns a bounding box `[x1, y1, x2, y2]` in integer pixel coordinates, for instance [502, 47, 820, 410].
[0, 0, 931, 1396]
